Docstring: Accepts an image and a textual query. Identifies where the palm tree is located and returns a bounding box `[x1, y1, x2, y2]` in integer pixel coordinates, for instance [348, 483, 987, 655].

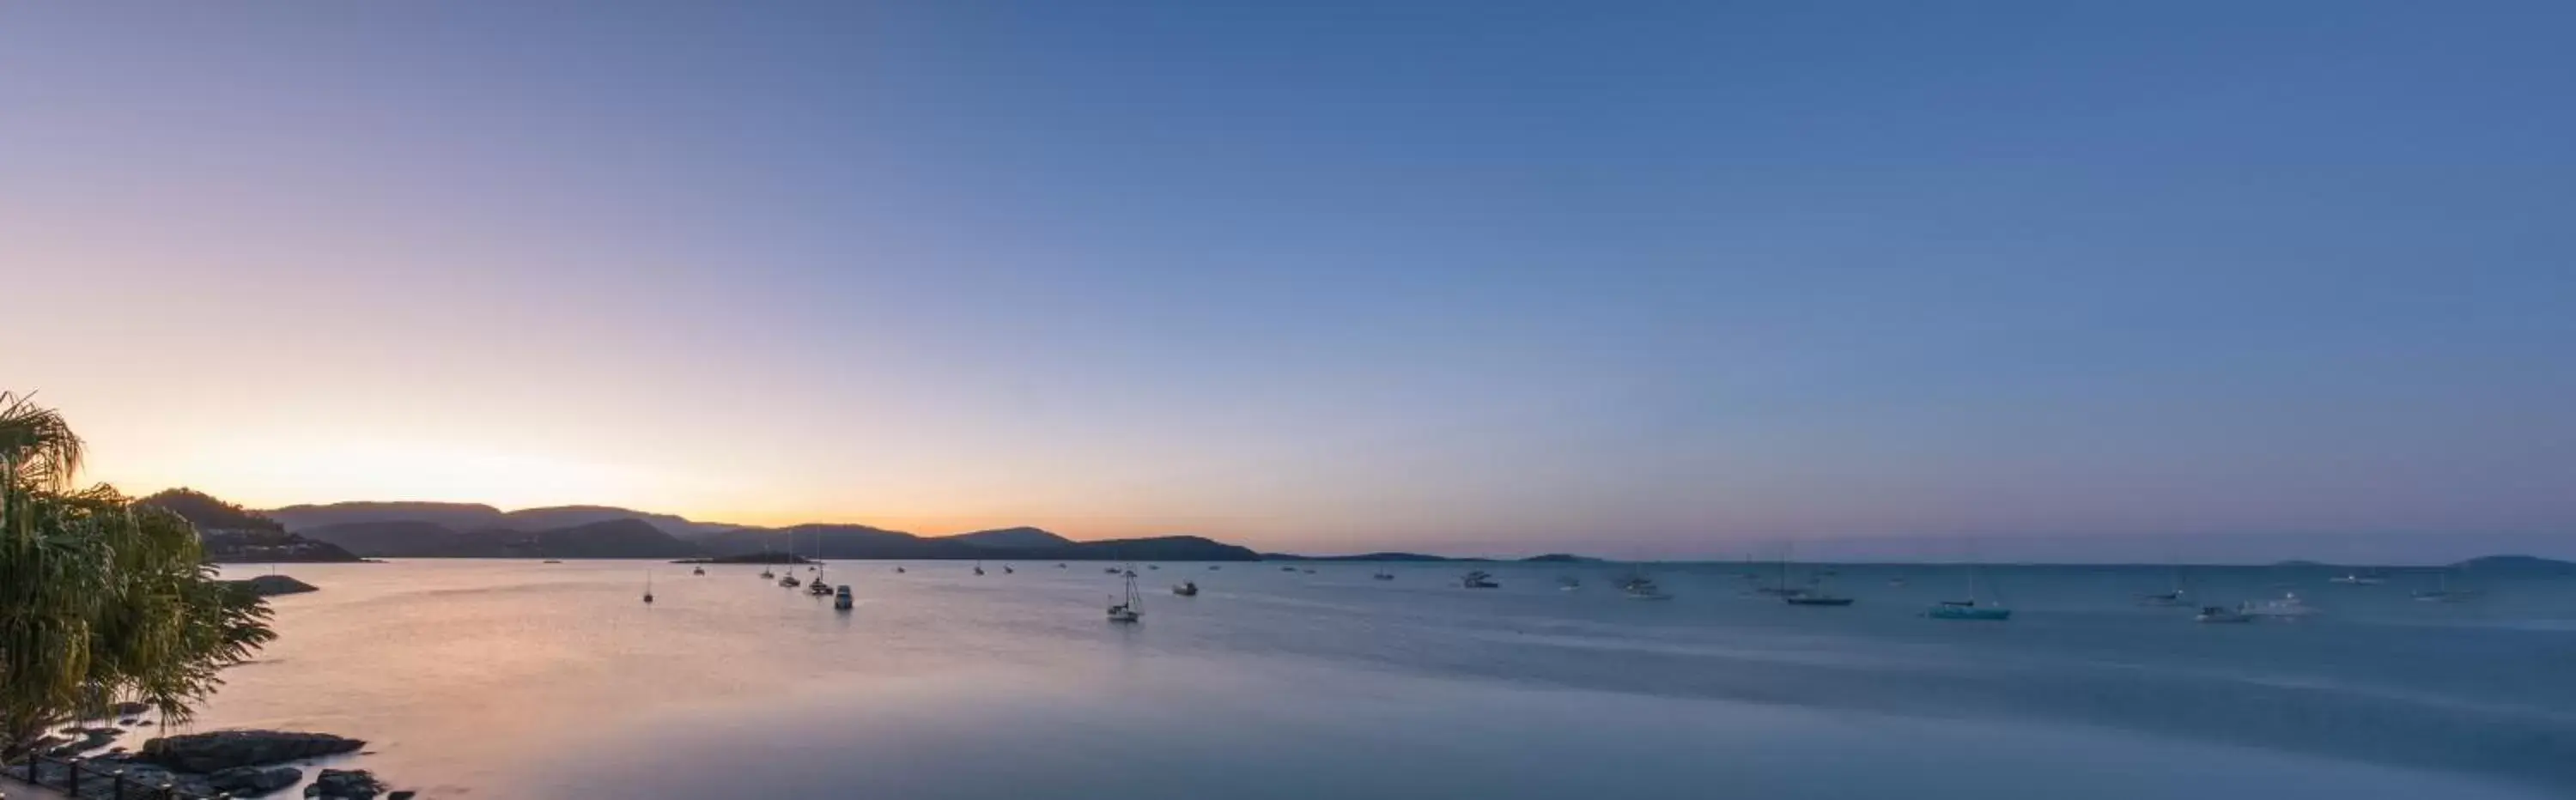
[0, 392, 276, 755]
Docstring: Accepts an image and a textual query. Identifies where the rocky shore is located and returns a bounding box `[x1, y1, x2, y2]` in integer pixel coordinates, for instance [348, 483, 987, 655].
[5, 730, 414, 799]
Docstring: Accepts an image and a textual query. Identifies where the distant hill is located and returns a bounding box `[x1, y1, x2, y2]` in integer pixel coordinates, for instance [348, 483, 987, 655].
[1265, 551, 1461, 562]
[501, 506, 738, 538]
[226, 495, 1265, 561]
[507, 518, 702, 559]
[301, 518, 701, 559]
[301, 520, 480, 558]
[2451, 555, 2576, 576]
[1521, 554, 1601, 563]
[138, 488, 285, 532]
[138, 488, 367, 563]
[942, 526, 1074, 548]
[267, 501, 507, 531]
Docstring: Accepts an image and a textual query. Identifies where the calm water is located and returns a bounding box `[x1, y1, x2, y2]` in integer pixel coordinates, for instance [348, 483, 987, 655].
[157, 561, 2573, 798]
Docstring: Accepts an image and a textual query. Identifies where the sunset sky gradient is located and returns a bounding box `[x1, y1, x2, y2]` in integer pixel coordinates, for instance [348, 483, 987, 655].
[5, 2, 2571, 558]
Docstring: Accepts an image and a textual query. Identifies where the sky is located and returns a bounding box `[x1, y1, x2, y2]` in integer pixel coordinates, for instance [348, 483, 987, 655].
[3, 2, 2572, 561]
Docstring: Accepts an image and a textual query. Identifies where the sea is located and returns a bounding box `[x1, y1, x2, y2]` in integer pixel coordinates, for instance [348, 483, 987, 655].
[132, 560, 2576, 798]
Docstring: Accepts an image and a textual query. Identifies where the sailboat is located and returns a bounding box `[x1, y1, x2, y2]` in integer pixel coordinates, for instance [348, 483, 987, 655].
[778, 536, 802, 587]
[641, 571, 654, 604]
[2413, 569, 2478, 603]
[2140, 566, 2189, 606]
[1778, 548, 1852, 605]
[806, 564, 835, 596]
[1927, 564, 2010, 621]
[1108, 565, 1143, 622]
[1620, 563, 1670, 600]
[1754, 547, 1805, 597]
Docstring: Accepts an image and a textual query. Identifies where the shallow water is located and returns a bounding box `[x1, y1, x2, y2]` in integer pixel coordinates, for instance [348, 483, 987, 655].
[163, 561, 2573, 798]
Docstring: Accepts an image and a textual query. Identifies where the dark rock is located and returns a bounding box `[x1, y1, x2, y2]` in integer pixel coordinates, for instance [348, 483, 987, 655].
[211, 764, 305, 795]
[390, 792, 416, 800]
[307, 767, 386, 799]
[139, 730, 365, 773]
[227, 574, 322, 597]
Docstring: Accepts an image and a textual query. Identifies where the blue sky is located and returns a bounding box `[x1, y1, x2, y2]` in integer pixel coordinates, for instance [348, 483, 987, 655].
[4, 2, 2571, 560]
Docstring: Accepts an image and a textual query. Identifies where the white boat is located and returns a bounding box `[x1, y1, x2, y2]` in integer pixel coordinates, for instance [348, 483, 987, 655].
[833, 585, 854, 611]
[1108, 565, 1143, 622]
[1558, 575, 1581, 591]
[2329, 572, 2386, 585]
[2239, 592, 2318, 619]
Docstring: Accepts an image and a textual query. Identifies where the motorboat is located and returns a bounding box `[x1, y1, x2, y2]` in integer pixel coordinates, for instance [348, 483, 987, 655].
[806, 576, 835, 597]
[2139, 590, 2188, 607]
[1557, 575, 1580, 591]
[833, 585, 854, 611]
[1171, 581, 1199, 597]
[2196, 605, 2254, 623]
[690, 566, 706, 576]
[1460, 570, 1499, 589]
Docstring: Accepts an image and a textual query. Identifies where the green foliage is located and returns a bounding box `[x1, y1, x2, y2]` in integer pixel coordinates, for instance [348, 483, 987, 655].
[0, 392, 277, 755]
